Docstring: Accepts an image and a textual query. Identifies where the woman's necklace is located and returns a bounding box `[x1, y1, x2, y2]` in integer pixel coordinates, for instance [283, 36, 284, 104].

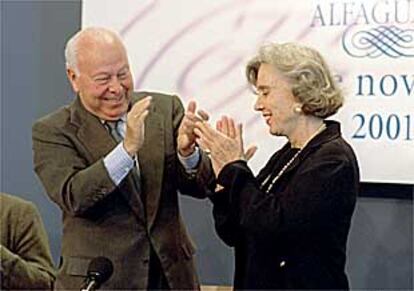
[260, 123, 327, 194]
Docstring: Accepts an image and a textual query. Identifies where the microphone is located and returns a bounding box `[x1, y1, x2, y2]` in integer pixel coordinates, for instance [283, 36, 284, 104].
[81, 256, 114, 291]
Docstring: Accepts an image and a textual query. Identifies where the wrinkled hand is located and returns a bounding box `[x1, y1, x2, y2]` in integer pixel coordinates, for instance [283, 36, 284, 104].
[194, 116, 256, 177]
[177, 100, 209, 157]
[216, 116, 257, 161]
[124, 96, 152, 156]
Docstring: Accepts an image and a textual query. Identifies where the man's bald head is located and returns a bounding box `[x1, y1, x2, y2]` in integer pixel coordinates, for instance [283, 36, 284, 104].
[64, 27, 126, 74]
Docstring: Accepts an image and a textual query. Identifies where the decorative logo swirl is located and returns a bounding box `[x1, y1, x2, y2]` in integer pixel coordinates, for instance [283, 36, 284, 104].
[342, 25, 414, 58]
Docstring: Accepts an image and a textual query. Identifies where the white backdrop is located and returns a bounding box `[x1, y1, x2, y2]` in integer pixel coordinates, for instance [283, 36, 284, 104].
[82, 0, 414, 184]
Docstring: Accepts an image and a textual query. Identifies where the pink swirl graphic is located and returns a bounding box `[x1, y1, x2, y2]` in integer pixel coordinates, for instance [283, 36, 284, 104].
[118, 1, 315, 130]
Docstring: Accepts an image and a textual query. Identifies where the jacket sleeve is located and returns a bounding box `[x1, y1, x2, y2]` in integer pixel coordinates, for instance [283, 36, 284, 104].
[209, 156, 279, 246]
[217, 154, 357, 239]
[209, 188, 242, 247]
[1, 202, 56, 290]
[32, 120, 117, 216]
[171, 95, 216, 198]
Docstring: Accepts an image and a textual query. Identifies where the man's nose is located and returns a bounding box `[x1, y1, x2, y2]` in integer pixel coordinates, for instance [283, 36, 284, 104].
[108, 77, 123, 94]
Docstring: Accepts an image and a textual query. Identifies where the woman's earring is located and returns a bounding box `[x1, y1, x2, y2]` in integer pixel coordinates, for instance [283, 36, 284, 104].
[294, 106, 302, 113]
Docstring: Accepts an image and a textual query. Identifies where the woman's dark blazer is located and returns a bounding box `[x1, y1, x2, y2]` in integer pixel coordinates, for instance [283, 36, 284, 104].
[210, 121, 359, 290]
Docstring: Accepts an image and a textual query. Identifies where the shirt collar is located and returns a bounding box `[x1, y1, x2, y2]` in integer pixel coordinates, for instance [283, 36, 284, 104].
[100, 114, 127, 124]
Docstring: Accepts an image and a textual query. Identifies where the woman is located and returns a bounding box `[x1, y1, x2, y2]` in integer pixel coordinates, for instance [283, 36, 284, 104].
[195, 43, 359, 290]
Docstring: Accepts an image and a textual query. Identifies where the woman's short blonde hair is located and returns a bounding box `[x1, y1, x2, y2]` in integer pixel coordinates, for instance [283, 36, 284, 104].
[246, 42, 343, 118]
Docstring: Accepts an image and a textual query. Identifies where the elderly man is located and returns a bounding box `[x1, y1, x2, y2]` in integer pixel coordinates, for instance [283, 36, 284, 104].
[32, 27, 213, 290]
[1, 192, 55, 290]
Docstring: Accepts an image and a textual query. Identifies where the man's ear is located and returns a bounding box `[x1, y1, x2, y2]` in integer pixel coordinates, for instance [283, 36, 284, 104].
[66, 68, 80, 93]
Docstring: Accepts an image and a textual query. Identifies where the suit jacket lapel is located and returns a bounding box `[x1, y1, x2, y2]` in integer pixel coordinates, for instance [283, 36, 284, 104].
[69, 97, 146, 223]
[71, 98, 115, 160]
[282, 122, 339, 176]
[137, 102, 164, 228]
